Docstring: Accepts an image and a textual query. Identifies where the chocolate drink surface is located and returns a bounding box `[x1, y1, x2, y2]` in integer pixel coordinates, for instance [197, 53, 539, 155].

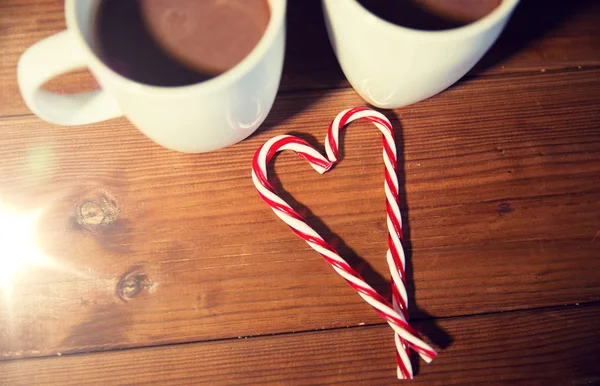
[95, 0, 270, 86]
[357, 0, 501, 31]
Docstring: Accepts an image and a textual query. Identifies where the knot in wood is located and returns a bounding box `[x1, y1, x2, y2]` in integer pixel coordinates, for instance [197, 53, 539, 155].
[117, 270, 151, 301]
[74, 192, 119, 231]
[118, 277, 140, 299]
[79, 201, 105, 225]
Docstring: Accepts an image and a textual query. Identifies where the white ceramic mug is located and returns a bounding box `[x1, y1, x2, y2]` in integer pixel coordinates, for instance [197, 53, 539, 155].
[322, 0, 519, 108]
[18, 0, 286, 153]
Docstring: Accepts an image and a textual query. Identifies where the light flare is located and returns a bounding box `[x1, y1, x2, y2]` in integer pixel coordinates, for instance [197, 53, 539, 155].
[0, 203, 57, 300]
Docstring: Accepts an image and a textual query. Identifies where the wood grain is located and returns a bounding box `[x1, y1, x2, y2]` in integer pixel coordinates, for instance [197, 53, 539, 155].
[0, 68, 598, 359]
[2, 0, 600, 382]
[2, 0, 600, 116]
[2, 304, 599, 385]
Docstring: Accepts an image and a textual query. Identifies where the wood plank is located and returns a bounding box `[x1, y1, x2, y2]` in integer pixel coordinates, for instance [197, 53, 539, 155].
[2, 304, 599, 385]
[0, 68, 599, 358]
[470, 0, 600, 75]
[2, 0, 600, 116]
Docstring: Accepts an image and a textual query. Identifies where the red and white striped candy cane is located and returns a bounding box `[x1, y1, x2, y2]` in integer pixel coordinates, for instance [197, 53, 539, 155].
[325, 107, 413, 378]
[251, 108, 437, 378]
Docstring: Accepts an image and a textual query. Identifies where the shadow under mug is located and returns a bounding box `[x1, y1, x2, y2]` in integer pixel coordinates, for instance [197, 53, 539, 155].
[17, 0, 286, 153]
[322, 0, 519, 109]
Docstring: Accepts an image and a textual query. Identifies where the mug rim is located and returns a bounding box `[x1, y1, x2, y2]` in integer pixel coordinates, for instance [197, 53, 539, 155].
[65, 0, 286, 96]
[349, 0, 519, 39]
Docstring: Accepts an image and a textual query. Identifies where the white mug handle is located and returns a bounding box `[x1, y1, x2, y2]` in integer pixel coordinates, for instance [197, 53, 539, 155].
[17, 30, 122, 125]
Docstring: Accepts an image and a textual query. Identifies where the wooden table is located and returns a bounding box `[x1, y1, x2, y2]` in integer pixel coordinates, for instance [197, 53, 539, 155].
[1, 1, 599, 384]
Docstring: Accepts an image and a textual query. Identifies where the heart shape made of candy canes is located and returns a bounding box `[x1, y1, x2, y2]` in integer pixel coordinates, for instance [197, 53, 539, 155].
[252, 107, 437, 379]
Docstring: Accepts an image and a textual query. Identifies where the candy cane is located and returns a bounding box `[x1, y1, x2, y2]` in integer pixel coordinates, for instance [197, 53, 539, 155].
[325, 108, 413, 378]
[251, 109, 437, 378]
